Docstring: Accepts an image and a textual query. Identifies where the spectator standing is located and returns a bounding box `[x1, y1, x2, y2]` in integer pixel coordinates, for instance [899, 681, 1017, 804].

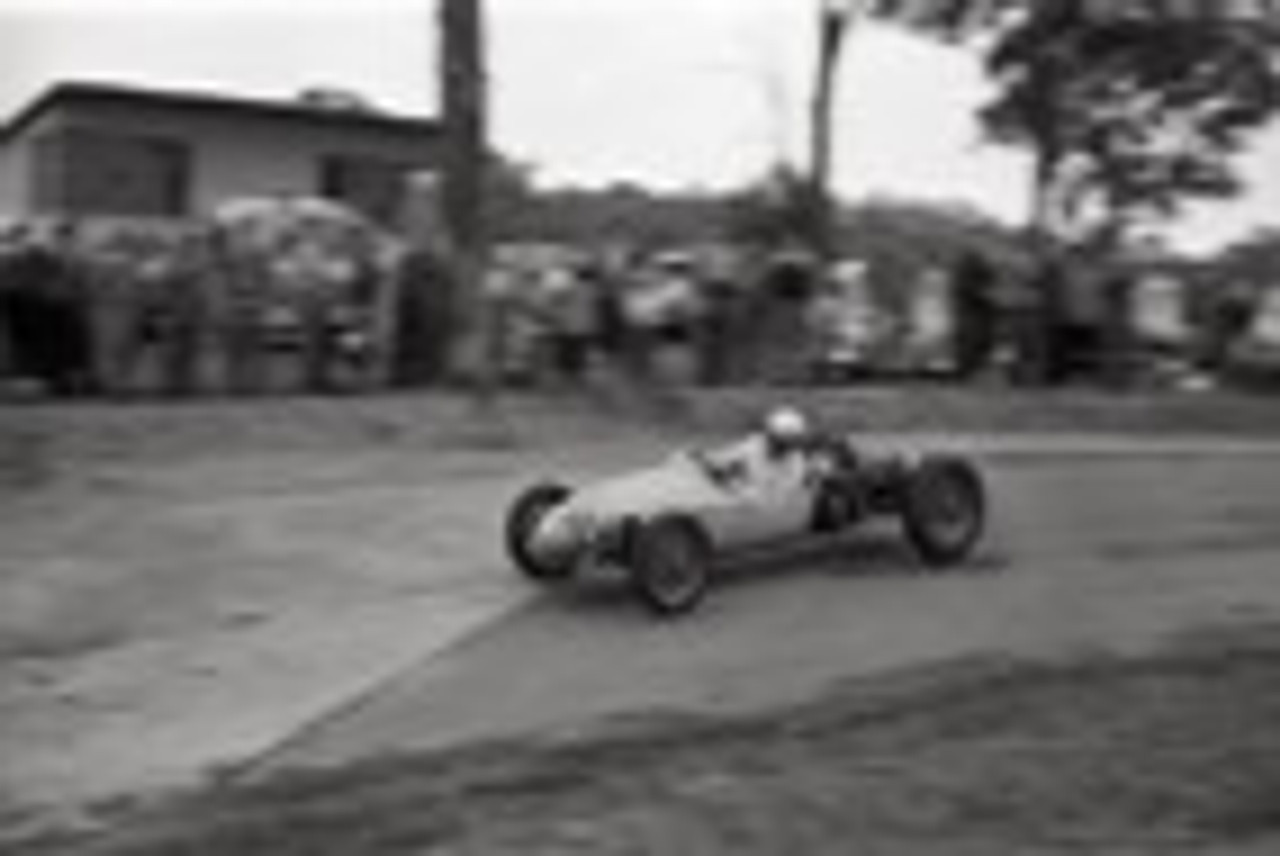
[1014, 258, 1067, 386]
[1202, 278, 1255, 376]
[903, 264, 955, 376]
[390, 243, 455, 387]
[0, 229, 48, 389]
[273, 237, 354, 394]
[631, 253, 701, 386]
[84, 232, 147, 396]
[753, 254, 815, 385]
[155, 231, 213, 396]
[1060, 258, 1112, 382]
[616, 257, 660, 384]
[1100, 270, 1136, 387]
[540, 263, 596, 385]
[591, 258, 629, 368]
[50, 222, 95, 394]
[332, 247, 386, 391]
[211, 233, 270, 395]
[952, 252, 998, 379]
[0, 229, 19, 383]
[3, 222, 95, 395]
[695, 269, 736, 387]
[477, 259, 520, 386]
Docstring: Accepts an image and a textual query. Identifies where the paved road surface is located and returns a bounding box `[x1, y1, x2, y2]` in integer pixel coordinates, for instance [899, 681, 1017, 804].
[0, 435, 667, 806]
[253, 442, 1280, 777]
[4, 434, 1280, 809]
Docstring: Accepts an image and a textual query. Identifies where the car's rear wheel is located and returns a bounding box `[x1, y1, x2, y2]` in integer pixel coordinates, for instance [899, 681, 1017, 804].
[901, 456, 985, 567]
[505, 482, 573, 582]
[630, 516, 713, 616]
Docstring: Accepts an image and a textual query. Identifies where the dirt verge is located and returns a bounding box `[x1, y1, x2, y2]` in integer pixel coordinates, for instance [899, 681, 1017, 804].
[11, 624, 1280, 856]
[7, 387, 1280, 489]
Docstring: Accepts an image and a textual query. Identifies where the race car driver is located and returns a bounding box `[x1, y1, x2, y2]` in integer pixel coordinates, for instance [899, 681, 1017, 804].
[702, 406, 826, 496]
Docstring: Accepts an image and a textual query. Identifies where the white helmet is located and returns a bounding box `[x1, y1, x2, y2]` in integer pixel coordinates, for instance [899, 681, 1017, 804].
[763, 407, 810, 447]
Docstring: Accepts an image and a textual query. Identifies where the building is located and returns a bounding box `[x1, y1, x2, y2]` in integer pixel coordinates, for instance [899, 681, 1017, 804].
[0, 81, 444, 229]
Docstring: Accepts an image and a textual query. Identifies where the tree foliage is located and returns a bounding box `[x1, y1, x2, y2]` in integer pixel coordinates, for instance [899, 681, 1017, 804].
[723, 165, 824, 251]
[498, 182, 730, 248]
[841, 197, 1029, 270]
[873, 0, 1280, 247]
[1213, 226, 1280, 287]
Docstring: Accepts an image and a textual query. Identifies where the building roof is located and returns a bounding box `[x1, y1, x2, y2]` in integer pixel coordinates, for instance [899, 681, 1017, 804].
[0, 80, 441, 145]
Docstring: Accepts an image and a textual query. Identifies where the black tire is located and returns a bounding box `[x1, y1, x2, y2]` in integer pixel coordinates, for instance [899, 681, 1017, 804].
[505, 482, 573, 582]
[901, 456, 986, 567]
[629, 516, 713, 616]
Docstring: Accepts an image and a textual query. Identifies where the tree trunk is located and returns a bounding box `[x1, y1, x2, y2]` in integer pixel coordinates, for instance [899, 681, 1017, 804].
[439, 0, 493, 401]
[809, 4, 852, 265]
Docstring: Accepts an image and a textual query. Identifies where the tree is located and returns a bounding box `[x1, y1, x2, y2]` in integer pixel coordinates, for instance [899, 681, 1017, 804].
[725, 164, 824, 252]
[806, 0, 1006, 261]
[988, 4, 1280, 249]
[1214, 227, 1280, 288]
[872, 0, 1280, 249]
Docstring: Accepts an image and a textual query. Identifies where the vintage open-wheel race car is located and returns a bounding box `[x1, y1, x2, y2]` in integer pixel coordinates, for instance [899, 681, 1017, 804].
[504, 426, 987, 617]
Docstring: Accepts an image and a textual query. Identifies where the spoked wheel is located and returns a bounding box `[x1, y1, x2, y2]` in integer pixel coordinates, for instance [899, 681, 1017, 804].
[630, 516, 713, 616]
[901, 456, 986, 568]
[505, 482, 572, 582]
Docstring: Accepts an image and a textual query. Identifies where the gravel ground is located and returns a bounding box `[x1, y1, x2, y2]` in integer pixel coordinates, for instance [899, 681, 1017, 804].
[0, 391, 677, 486]
[6, 386, 1280, 483]
[684, 385, 1280, 436]
[0, 394, 681, 811]
[9, 625, 1280, 856]
[4, 388, 1280, 854]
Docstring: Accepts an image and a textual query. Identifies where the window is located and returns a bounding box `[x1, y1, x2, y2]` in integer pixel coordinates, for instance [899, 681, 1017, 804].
[318, 154, 408, 225]
[30, 133, 69, 212]
[31, 129, 191, 217]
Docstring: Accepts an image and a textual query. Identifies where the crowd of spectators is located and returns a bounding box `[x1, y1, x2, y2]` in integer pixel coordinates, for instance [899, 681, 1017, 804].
[3, 217, 1271, 400]
[0, 216, 425, 398]
[480, 246, 826, 391]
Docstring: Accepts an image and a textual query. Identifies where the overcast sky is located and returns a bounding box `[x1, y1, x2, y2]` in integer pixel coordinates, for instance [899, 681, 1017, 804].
[0, 0, 1276, 253]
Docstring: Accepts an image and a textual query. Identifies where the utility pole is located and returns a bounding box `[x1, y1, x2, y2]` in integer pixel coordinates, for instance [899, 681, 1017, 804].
[439, 0, 492, 398]
[810, 0, 866, 266]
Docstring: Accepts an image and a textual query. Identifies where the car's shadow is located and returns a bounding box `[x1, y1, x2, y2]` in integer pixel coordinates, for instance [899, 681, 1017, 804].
[554, 525, 1008, 617]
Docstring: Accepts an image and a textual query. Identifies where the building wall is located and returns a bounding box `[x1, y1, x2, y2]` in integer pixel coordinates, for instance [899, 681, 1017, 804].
[0, 113, 51, 222]
[2, 97, 440, 227]
[0, 142, 24, 222]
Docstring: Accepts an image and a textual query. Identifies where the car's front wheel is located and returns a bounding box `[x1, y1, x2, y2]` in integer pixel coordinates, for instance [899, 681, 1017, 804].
[901, 456, 986, 567]
[505, 482, 573, 582]
[629, 516, 713, 616]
